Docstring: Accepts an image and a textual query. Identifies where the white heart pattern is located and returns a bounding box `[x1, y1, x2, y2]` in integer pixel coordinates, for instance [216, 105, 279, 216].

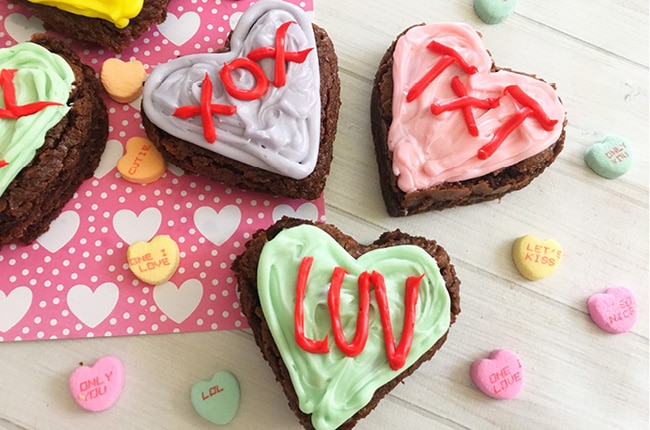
[94, 139, 123, 179]
[112, 208, 162, 244]
[67, 283, 119, 329]
[0, 287, 32, 332]
[143, 2, 320, 180]
[36, 210, 80, 253]
[157, 12, 201, 47]
[272, 202, 320, 222]
[153, 279, 203, 324]
[194, 205, 241, 246]
[4, 13, 44, 42]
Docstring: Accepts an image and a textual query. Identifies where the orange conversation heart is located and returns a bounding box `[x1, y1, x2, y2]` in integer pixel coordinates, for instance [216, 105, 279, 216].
[117, 136, 166, 184]
[127, 235, 180, 286]
[101, 58, 147, 103]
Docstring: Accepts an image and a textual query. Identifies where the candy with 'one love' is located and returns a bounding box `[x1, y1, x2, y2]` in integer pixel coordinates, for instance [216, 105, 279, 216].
[127, 235, 180, 285]
[69, 356, 125, 412]
[470, 349, 523, 400]
[512, 235, 562, 280]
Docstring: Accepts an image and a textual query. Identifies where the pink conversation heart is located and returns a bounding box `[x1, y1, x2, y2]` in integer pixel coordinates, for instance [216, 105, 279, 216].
[470, 349, 523, 400]
[587, 287, 637, 334]
[69, 356, 125, 411]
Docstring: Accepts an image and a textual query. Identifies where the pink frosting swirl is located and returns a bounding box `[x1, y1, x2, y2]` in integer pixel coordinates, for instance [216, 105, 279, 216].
[388, 23, 565, 192]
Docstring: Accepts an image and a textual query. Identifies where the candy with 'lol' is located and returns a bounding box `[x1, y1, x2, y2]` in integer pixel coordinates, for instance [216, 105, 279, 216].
[512, 235, 562, 280]
[191, 370, 240, 425]
[101, 58, 147, 103]
[473, 0, 518, 24]
[584, 135, 633, 179]
[587, 286, 637, 334]
[69, 356, 125, 412]
[470, 349, 523, 399]
[117, 136, 166, 184]
[127, 235, 180, 285]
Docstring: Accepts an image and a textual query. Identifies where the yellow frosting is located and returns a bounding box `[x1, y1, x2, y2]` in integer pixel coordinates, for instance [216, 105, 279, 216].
[27, 0, 144, 29]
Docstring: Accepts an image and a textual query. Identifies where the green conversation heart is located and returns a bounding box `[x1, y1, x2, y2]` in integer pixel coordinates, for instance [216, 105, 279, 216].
[257, 224, 452, 430]
[473, 0, 519, 24]
[190, 370, 240, 425]
[584, 135, 633, 179]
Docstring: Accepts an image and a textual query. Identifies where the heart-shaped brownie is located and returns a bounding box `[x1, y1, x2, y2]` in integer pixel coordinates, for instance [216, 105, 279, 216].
[233, 218, 461, 430]
[371, 23, 566, 215]
[143, 1, 339, 200]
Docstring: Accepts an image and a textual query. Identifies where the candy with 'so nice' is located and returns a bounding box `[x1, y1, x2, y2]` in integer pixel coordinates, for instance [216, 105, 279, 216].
[101, 58, 147, 103]
[127, 235, 180, 285]
[473, 0, 518, 24]
[512, 235, 562, 280]
[69, 356, 125, 412]
[588, 286, 637, 334]
[191, 370, 240, 425]
[117, 136, 166, 184]
[470, 349, 523, 399]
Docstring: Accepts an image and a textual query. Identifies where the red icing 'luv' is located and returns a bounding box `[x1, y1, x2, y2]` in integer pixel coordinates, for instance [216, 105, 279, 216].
[293, 256, 423, 370]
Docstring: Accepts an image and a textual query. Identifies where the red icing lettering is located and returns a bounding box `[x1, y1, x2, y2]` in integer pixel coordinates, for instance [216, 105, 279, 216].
[328, 268, 370, 357]
[247, 21, 313, 87]
[406, 40, 478, 103]
[294, 256, 329, 354]
[430, 76, 500, 136]
[0, 69, 63, 119]
[371, 271, 422, 370]
[220, 57, 269, 101]
[173, 73, 237, 143]
[0, 160, 8, 168]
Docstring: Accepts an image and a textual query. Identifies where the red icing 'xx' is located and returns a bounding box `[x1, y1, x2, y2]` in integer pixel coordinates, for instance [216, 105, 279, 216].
[294, 256, 423, 370]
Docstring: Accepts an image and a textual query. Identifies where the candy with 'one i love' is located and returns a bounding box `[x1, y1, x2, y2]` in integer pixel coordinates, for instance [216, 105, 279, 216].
[470, 349, 523, 400]
[512, 235, 562, 281]
[69, 356, 125, 412]
[587, 286, 637, 334]
[191, 370, 240, 425]
[127, 235, 180, 285]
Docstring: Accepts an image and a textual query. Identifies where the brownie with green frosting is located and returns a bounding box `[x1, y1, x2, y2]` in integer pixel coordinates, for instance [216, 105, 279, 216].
[0, 34, 108, 248]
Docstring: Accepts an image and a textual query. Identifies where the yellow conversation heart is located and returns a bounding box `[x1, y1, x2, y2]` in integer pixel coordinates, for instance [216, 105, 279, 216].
[512, 235, 562, 281]
[127, 235, 180, 285]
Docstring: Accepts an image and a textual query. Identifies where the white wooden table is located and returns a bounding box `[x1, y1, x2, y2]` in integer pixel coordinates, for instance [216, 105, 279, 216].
[0, 0, 647, 429]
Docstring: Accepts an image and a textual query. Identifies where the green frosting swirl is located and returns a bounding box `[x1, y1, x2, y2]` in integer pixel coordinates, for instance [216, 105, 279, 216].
[257, 225, 451, 430]
[0, 42, 73, 197]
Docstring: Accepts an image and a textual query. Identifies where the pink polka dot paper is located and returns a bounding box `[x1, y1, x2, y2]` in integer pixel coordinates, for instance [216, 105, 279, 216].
[0, 0, 320, 342]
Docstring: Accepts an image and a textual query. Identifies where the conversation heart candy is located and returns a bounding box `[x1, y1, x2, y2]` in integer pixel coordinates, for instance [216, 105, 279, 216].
[473, 0, 518, 24]
[127, 235, 180, 285]
[470, 349, 523, 399]
[512, 235, 562, 280]
[69, 356, 125, 412]
[584, 135, 633, 179]
[101, 58, 147, 103]
[587, 287, 637, 334]
[117, 136, 166, 184]
[191, 370, 240, 425]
